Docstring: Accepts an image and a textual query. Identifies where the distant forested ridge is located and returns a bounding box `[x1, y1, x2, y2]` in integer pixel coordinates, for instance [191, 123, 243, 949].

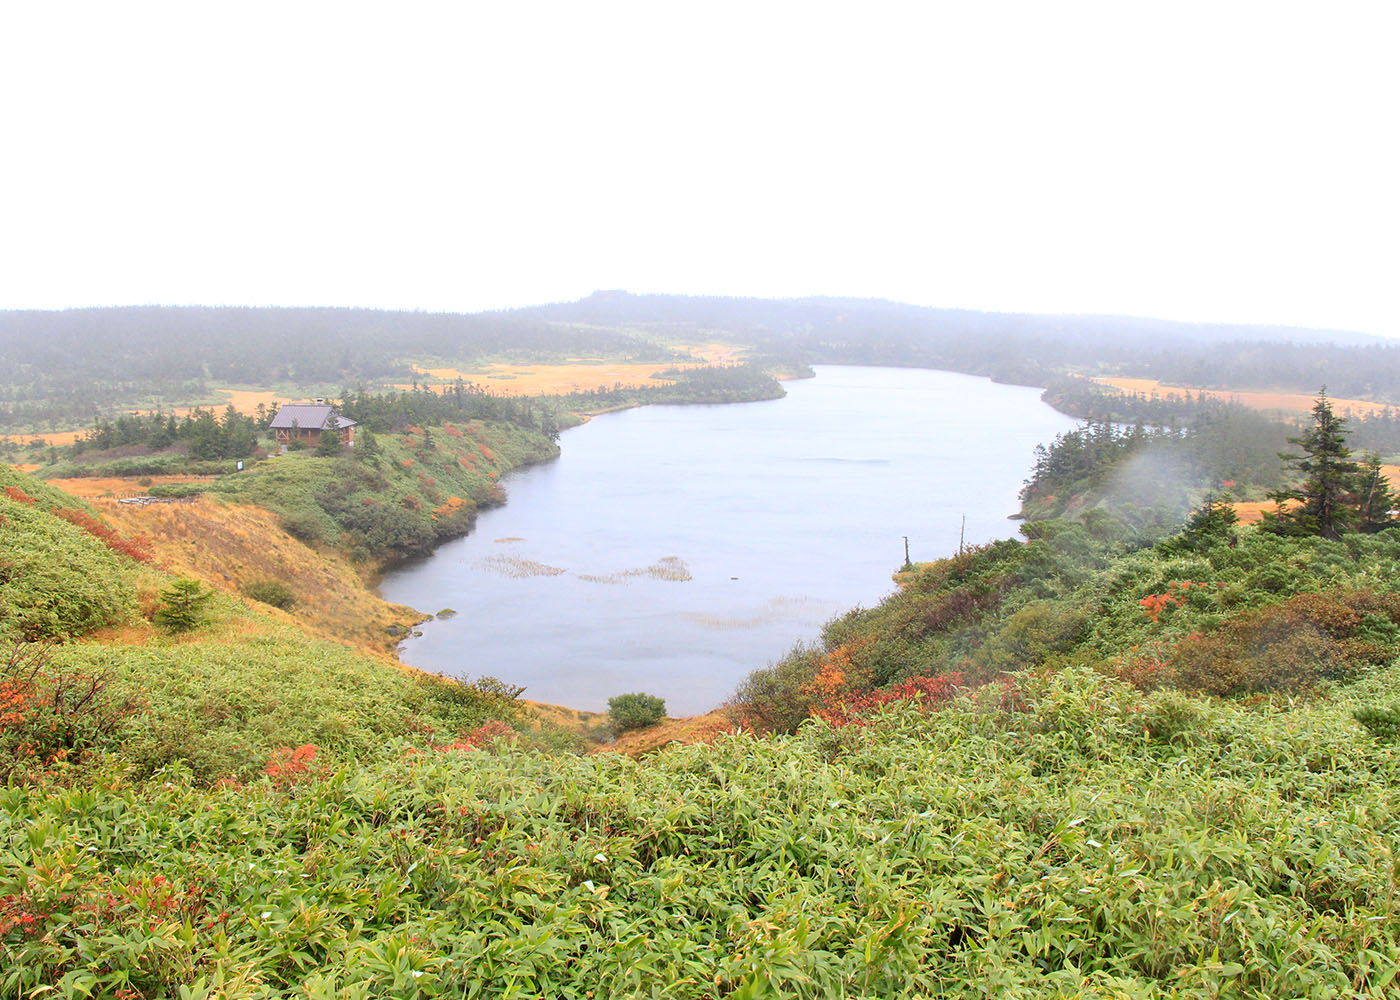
[524, 291, 1400, 398]
[0, 306, 678, 431]
[6, 296, 1400, 434]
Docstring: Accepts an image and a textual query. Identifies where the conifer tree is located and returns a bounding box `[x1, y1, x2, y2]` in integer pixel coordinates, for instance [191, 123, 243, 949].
[316, 412, 345, 457]
[1264, 389, 1359, 539]
[1354, 452, 1398, 533]
[154, 579, 214, 633]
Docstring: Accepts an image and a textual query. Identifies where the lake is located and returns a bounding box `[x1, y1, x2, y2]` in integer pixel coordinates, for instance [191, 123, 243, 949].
[378, 366, 1080, 714]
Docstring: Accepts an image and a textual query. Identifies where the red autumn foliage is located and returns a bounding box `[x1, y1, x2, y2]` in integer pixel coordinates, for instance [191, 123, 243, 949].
[263, 744, 322, 784]
[993, 675, 1028, 713]
[814, 671, 966, 727]
[443, 424, 465, 438]
[0, 894, 46, 936]
[52, 508, 152, 564]
[1, 642, 129, 775]
[4, 486, 37, 504]
[432, 719, 515, 753]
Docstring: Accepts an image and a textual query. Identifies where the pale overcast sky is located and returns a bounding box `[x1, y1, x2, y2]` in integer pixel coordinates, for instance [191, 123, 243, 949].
[1, 1, 1395, 335]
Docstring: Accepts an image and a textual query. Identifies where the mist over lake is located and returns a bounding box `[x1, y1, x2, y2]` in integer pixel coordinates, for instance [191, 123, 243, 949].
[379, 366, 1079, 714]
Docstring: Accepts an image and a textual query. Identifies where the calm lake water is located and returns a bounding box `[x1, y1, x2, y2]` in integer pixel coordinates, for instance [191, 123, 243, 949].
[378, 366, 1079, 714]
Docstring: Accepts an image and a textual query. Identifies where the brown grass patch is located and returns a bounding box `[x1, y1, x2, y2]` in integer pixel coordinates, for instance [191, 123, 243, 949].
[0, 387, 290, 448]
[93, 496, 421, 652]
[213, 387, 291, 414]
[674, 342, 747, 364]
[1091, 377, 1396, 418]
[1231, 500, 1281, 525]
[596, 709, 736, 756]
[406, 361, 710, 396]
[46, 474, 217, 499]
[0, 429, 89, 447]
[519, 700, 609, 737]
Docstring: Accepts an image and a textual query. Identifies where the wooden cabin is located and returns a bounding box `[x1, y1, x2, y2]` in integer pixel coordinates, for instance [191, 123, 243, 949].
[269, 402, 357, 452]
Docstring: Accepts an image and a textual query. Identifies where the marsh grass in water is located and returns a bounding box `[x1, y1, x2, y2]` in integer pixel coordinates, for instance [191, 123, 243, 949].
[576, 556, 692, 584]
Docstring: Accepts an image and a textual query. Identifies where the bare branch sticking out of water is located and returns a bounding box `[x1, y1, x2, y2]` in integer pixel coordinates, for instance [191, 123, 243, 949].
[493, 537, 526, 544]
[480, 554, 568, 578]
[577, 556, 692, 584]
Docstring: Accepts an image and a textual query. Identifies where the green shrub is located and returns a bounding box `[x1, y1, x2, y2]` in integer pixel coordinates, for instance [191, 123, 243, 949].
[469, 675, 526, 702]
[972, 599, 1088, 673]
[728, 644, 823, 734]
[408, 672, 517, 737]
[279, 508, 329, 544]
[607, 692, 666, 733]
[1249, 563, 1295, 594]
[241, 580, 296, 610]
[1139, 690, 1208, 745]
[1354, 705, 1400, 742]
[315, 428, 344, 457]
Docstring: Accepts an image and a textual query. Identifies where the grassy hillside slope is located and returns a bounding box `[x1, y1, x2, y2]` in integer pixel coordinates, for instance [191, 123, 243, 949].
[208, 420, 558, 564]
[0, 465, 525, 788]
[6, 463, 1400, 996]
[95, 496, 422, 650]
[5, 665, 1398, 997]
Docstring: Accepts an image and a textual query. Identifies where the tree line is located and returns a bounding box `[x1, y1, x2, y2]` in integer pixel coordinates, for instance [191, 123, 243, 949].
[527, 292, 1399, 399]
[0, 306, 679, 432]
[69, 406, 261, 461]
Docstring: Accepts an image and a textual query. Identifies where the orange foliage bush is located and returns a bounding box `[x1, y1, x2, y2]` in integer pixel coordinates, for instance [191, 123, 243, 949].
[801, 643, 871, 707]
[1139, 581, 1218, 622]
[4, 486, 37, 504]
[263, 744, 321, 785]
[431, 496, 469, 520]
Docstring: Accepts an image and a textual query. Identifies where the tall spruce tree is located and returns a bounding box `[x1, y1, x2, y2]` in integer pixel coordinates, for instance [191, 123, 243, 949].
[1264, 389, 1359, 539]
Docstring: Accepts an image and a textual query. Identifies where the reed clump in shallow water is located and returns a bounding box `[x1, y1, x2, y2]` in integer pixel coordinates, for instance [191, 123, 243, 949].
[481, 554, 569, 578]
[578, 556, 692, 584]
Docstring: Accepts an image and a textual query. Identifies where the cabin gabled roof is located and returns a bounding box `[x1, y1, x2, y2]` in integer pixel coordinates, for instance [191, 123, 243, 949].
[269, 404, 357, 431]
